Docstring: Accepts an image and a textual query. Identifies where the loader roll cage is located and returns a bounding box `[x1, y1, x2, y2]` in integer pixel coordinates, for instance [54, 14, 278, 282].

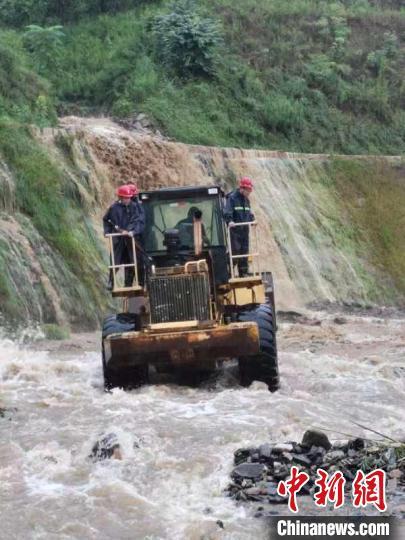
[104, 186, 263, 296]
[140, 186, 226, 254]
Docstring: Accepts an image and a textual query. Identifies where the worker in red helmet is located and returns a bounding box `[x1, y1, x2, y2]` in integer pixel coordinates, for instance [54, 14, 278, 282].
[224, 177, 255, 277]
[103, 184, 145, 290]
[127, 183, 139, 201]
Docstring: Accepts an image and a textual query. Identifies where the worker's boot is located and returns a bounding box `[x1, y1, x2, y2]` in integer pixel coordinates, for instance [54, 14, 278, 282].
[124, 268, 135, 288]
[238, 259, 249, 277]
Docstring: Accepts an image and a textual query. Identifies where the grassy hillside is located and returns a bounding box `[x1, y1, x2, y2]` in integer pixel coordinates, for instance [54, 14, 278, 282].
[0, 121, 110, 328]
[0, 0, 404, 154]
[330, 157, 405, 296]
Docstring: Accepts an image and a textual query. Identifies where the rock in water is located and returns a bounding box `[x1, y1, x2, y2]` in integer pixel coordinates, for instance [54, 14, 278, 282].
[301, 430, 331, 451]
[259, 443, 272, 459]
[232, 463, 265, 480]
[291, 454, 312, 467]
[272, 443, 293, 453]
[333, 317, 347, 325]
[307, 445, 326, 458]
[0, 407, 17, 420]
[90, 432, 122, 461]
[324, 450, 346, 463]
[348, 438, 365, 451]
[234, 448, 254, 465]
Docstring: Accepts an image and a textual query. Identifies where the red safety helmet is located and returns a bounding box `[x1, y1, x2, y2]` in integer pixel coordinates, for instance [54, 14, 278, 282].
[239, 177, 253, 190]
[127, 183, 139, 196]
[116, 185, 133, 198]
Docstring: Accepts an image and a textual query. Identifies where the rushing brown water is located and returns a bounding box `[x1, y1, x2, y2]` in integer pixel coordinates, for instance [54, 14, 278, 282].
[1, 312, 404, 539]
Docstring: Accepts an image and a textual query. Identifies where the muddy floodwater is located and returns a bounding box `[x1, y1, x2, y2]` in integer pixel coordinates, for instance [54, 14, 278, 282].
[1, 312, 404, 539]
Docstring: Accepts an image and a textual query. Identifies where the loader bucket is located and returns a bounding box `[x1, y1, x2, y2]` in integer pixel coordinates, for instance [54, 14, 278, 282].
[103, 321, 260, 371]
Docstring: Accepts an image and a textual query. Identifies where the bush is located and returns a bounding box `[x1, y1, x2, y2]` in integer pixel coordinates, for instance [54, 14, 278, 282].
[0, 0, 154, 27]
[367, 31, 399, 76]
[262, 93, 304, 135]
[0, 32, 56, 124]
[152, 0, 223, 77]
[111, 97, 134, 117]
[23, 24, 65, 76]
[41, 323, 70, 340]
[0, 0, 48, 27]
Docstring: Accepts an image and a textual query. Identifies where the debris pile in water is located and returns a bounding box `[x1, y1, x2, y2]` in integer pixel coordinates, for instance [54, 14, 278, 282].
[227, 430, 405, 507]
[89, 432, 123, 461]
[0, 407, 17, 421]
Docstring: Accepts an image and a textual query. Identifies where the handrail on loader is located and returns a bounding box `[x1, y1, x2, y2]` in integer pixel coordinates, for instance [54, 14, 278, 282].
[105, 232, 142, 294]
[227, 221, 261, 280]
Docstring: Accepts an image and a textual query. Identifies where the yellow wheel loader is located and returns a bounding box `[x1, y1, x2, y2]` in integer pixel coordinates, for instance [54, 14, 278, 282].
[102, 186, 279, 391]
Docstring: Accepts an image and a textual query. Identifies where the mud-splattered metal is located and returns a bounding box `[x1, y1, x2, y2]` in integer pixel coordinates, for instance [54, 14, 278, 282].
[104, 321, 260, 369]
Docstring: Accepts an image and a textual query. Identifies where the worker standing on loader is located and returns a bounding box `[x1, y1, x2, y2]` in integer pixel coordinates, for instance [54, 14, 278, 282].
[224, 177, 255, 277]
[103, 184, 145, 290]
[127, 182, 146, 285]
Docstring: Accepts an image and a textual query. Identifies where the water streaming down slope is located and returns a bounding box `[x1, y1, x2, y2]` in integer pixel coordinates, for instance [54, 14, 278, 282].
[80, 118, 403, 309]
[0, 116, 403, 326]
[188, 145, 402, 307]
[234, 155, 370, 304]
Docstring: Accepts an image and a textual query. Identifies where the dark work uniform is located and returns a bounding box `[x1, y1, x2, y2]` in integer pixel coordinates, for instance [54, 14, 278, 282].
[224, 189, 255, 277]
[103, 200, 145, 287]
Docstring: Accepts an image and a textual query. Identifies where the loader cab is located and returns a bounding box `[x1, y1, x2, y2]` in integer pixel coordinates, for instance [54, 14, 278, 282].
[140, 186, 230, 286]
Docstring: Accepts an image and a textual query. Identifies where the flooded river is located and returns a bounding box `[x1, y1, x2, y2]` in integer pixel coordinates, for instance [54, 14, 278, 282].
[1, 311, 404, 539]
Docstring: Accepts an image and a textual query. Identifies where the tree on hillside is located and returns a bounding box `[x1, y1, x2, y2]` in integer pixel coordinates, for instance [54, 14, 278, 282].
[0, 0, 157, 26]
[0, 0, 48, 27]
[23, 24, 65, 76]
[152, 0, 223, 78]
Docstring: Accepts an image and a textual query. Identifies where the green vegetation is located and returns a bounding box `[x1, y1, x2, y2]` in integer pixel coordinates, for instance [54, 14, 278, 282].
[330, 158, 405, 294]
[41, 323, 70, 340]
[0, 121, 109, 326]
[0, 0, 404, 323]
[0, 31, 56, 125]
[23, 24, 65, 77]
[152, 0, 223, 77]
[0, 0, 151, 26]
[0, 0, 404, 153]
[0, 238, 21, 320]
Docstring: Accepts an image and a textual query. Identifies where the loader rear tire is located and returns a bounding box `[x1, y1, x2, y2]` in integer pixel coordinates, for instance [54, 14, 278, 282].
[238, 304, 279, 392]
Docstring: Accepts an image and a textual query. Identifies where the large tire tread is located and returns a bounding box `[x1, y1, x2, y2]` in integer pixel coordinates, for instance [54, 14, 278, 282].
[102, 314, 147, 389]
[238, 303, 279, 392]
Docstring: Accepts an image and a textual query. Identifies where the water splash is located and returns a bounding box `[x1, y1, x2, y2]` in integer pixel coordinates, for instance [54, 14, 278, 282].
[1, 313, 404, 537]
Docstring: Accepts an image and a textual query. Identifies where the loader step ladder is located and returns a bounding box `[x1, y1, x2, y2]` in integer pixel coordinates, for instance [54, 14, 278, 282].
[106, 232, 143, 297]
[227, 221, 262, 286]
[111, 287, 143, 298]
[228, 276, 262, 287]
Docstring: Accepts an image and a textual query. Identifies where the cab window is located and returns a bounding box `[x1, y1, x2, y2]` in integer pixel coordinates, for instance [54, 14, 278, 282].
[143, 196, 224, 252]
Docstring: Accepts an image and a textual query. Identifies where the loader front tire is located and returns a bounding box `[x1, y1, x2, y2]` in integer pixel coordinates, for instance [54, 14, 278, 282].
[102, 315, 147, 390]
[238, 304, 279, 392]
